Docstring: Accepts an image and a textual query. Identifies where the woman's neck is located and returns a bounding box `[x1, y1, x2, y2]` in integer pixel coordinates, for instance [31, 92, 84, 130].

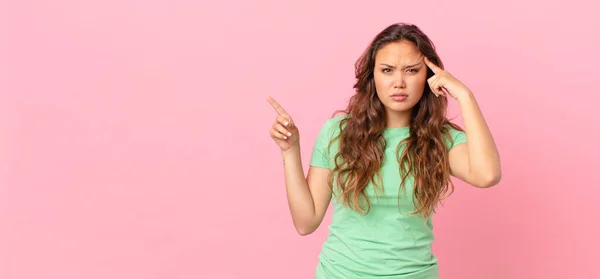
[385, 110, 411, 128]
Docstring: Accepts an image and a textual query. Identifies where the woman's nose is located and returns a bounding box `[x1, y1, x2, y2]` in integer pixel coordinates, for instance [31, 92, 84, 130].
[393, 76, 406, 89]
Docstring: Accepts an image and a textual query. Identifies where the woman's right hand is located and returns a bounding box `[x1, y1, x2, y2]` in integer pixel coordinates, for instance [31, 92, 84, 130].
[267, 96, 300, 152]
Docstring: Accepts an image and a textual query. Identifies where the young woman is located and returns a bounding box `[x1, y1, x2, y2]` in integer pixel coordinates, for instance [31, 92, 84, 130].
[267, 22, 501, 279]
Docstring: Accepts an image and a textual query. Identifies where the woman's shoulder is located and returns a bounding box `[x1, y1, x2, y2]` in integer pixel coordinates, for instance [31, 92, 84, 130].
[323, 114, 348, 126]
[317, 113, 348, 132]
[441, 122, 467, 149]
[314, 114, 347, 143]
[441, 122, 465, 135]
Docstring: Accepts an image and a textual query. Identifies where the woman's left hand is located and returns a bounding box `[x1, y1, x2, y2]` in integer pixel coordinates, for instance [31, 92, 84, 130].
[424, 57, 472, 101]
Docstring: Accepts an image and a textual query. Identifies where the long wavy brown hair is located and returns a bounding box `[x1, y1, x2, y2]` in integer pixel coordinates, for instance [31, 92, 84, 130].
[328, 23, 463, 218]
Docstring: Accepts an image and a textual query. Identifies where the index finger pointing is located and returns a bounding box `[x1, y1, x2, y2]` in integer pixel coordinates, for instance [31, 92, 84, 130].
[266, 96, 289, 117]
[424, 57, 442, 74]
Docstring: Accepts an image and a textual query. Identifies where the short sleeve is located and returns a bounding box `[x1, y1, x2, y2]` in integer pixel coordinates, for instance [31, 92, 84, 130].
[446, 126, 467, 150]
[309, 116, 342, 169]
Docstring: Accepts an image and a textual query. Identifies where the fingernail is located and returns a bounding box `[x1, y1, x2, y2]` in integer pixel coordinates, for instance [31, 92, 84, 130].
[287, 132, 292, 136]
[285, 122, 289, 126]
[284, 136, 287, 139]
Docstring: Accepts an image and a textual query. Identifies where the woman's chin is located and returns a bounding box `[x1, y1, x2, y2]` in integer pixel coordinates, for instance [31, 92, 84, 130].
[384, 103, 414, 113]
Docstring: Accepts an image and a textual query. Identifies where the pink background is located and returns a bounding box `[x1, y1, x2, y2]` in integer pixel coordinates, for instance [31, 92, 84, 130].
[2, 1, 599, 278]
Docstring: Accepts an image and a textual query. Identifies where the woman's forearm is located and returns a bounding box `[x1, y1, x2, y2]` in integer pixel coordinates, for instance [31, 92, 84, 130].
[281, 146, 318, 234]
[458, 92, 502, 186]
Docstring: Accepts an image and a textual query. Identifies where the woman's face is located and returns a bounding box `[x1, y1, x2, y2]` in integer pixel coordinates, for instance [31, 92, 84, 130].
[373, 40, 428, 115]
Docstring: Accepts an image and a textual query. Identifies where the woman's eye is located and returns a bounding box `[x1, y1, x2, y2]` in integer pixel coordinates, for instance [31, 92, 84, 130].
[382, 68, 392, 73]
[407, 68, 418, 73]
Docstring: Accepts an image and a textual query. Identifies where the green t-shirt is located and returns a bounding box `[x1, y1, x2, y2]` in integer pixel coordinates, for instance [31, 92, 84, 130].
[309, 115, 467, 279]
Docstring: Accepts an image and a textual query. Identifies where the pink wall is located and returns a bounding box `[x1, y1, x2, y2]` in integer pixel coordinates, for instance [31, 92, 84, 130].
[3, 0, 599, 278]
